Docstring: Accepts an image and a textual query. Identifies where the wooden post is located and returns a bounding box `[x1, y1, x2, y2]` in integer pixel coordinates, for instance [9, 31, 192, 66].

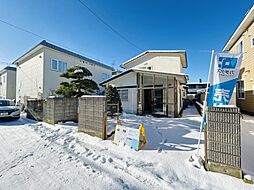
[152, 74, 155, 113]
[173, 77, 178, 117]
[140, 73, 143, 115]
[166, 76, 169, 116]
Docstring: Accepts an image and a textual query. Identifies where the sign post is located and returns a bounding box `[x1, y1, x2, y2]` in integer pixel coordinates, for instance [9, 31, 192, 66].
[196, 51, 243, 156]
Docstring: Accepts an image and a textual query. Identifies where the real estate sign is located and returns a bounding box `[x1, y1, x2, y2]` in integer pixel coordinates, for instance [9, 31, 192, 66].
[207, 53, 243, 106]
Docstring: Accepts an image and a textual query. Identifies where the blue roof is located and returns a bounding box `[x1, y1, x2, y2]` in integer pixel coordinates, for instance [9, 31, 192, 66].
[13, 40, 114, 71]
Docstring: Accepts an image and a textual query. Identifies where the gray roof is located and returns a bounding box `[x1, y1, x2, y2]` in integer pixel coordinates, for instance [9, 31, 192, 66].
[0, 66, 16, 72]
[13, 40, 114, 71]
[100, 68, 188, 86]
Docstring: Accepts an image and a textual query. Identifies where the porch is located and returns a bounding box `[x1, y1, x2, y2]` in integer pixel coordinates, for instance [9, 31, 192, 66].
[136, 70, 186, 117]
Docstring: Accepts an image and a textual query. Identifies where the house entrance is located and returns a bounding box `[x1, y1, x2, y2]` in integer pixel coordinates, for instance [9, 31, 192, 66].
[144, 89, 152, 113]
[153, 89, 163, 114]
[143, 88, 164, 115]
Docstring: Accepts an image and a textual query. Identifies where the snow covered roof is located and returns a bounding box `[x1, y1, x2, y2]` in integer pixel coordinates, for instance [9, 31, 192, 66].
[120, 50, 188, 68]
[223, 5, 254, 51]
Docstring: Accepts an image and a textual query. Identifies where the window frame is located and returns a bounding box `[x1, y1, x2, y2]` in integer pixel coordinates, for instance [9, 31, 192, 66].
[119, 89, 128, 101]
[251, 37, 254, 48]
[58, 60, 67, 72]
[237, 79, 245, 100]
[51, 59, 59, 71]
[51, 59, 67, 72]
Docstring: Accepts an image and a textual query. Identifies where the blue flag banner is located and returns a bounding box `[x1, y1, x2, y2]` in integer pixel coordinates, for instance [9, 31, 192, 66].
[201, 52, 242, 129]
[207, 53, 243, 107]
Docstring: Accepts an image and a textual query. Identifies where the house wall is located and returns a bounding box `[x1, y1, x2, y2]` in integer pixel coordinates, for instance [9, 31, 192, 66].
[123, 54, 183, 73]
[0, 72, 7, 99]
[43, 48, 113, 97]
[105, 72, 137, 114]
[16, 49, 44, 103]
[6, 70, 16, 99]
[229, 21, 254, 114]
[104, 72, 186, 116]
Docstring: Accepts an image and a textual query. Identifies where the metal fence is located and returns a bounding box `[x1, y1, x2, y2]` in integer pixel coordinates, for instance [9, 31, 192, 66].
[205, 106, 242, 178]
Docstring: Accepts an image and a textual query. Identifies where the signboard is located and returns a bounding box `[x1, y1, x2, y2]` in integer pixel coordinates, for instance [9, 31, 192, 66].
[114, 123, 146, 151]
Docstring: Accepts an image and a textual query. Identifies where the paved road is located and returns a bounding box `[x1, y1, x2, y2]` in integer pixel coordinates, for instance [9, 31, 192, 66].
[242, 114, 254, 176]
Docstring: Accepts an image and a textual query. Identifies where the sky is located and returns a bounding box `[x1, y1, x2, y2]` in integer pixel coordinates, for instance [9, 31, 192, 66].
[0, 0, 253, 82]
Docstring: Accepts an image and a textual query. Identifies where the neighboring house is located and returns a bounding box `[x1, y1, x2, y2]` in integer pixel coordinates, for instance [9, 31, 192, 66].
[0, 66, 16, 100]
[223, 5, 254, 115]
[187, 82, 208, 95]
[100, 50, 188, 117]
[186, 82, 208, 103]
[13, 40, 114, 103]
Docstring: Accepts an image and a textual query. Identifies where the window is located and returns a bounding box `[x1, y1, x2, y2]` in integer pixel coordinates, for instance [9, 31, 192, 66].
[51, 59, 67, 72]
[119, 90, 128, 101]
[51, 59, 58, 71]
[237, 80, 245, 99]
[59, 61, 67, 72]
[102, 73, 110, 80]
[3, 76, 6, 83]
[251, 38, 254, 48]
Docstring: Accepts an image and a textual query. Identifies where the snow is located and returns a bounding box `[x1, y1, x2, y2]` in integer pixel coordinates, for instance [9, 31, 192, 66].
[0, 107, 253, 190]
[242, 114, 254, 177]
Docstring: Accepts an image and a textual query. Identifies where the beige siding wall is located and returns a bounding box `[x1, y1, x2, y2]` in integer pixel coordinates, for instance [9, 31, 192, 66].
[16, 49, 44, 103]
[229, 21, 254, 114]
[43, 48, 113, 97]
[123, 54, 183, 73]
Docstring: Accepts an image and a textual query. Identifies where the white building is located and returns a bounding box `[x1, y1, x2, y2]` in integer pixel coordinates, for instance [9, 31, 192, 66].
[13, 40, 114, 103]
[100, 50, 188, 117]
[187, 82, 208, 95]
[0, 66, 16, 100]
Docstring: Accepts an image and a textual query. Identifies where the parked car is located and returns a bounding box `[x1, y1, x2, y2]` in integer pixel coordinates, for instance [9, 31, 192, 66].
[0, 99, 20, 120]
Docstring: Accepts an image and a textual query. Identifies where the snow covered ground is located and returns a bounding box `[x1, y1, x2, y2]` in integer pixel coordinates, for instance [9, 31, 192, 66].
[0, 106, 253, 190]
[242, 114, 254, 176]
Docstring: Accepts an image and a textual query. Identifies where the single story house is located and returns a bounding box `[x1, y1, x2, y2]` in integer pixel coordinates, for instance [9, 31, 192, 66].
[223, 4, 254, 115]
[100, 50, 188, 117]
[13, 40, 114, 103]
[0, 66, 16, 100]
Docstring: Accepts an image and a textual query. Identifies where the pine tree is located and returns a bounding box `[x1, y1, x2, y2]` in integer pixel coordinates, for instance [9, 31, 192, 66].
[105, 85, 123, 114]
[56, 66, 99, 97]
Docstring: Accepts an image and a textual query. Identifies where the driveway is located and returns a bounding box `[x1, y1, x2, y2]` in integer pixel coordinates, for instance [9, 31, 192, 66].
[242, 114, 254, 176]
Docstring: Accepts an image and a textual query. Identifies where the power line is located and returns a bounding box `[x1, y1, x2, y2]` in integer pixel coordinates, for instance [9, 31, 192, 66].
[77, 0, 143, 51]
[0, 60, 11, 65]
[0, 18, 105, 63]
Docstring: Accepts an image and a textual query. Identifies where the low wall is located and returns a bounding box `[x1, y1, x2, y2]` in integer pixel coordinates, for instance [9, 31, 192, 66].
[78, 96, 107, 139]
[43, 97, 78, 124]
[205, 106, 242, 178]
